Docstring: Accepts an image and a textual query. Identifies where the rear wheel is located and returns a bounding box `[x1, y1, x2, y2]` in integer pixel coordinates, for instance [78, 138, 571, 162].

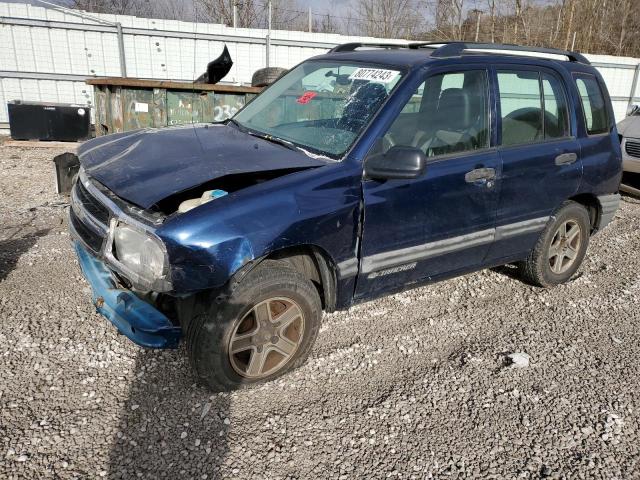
[185, 260, 321, 391]
[520, 201, 590, 287]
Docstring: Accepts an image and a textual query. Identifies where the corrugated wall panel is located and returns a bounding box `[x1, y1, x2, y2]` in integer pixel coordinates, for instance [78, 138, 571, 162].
[0, 23, 18, 70]
[1, 1, 639, 127]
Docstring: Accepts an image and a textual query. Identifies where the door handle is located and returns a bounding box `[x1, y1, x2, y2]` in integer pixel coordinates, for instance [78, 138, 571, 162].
[465, 167, 496, 184]
[555, 152, 578, 166]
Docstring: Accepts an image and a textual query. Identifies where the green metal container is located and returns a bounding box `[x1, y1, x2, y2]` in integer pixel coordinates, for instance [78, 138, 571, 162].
[87, 77, 261, 136]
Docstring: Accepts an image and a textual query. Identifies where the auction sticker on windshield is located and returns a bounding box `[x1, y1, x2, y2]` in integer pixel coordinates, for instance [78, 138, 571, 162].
[349, 68, 400, 83]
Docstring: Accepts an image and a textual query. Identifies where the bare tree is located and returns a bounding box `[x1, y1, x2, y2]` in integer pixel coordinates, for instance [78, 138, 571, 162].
[66, 0, 640, 57]
[355, 0, 425, 38]
[71, 0, 153, 16]
[562, 0, 575, 50]
[433, 0, 466, 39]
[153, 0, 197, 21]
[616, 0, 631, 55]
[488, 0, 496, 42]
[194, 0, 260, 27]
[313, 13, 340, 34]
[193, 0, 301, 29]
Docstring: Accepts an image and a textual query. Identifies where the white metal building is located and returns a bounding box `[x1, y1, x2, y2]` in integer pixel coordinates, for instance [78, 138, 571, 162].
[1, 1, 639, 130]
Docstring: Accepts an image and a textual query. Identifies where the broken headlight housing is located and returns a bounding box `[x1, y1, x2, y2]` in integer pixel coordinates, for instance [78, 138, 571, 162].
[110, 222, 170, 291]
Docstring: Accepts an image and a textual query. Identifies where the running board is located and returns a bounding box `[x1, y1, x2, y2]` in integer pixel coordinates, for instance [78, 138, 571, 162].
[620, 183, 640, 197]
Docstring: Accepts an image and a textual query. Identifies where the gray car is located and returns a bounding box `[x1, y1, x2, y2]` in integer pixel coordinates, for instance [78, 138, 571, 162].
[618, 105, 640, 174]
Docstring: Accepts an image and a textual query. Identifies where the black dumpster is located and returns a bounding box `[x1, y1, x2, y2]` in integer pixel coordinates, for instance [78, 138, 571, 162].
[8, 101, 90, 142]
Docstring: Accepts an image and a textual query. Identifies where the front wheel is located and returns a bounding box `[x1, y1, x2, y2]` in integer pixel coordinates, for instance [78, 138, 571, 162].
[185, 260, 322, 391]
[520, 201, 590, 287]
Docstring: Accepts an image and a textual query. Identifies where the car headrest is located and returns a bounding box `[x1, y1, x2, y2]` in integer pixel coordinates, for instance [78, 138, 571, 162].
[437, 88, 471, 130]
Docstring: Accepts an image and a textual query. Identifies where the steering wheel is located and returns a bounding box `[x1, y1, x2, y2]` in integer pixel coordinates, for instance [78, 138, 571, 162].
[382, 132, 398, 151]
[384, 131, 430, 152]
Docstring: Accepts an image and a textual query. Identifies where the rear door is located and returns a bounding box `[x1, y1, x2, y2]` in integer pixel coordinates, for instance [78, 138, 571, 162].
[356, 67, 501, 300]
[485, 65, 582, 262]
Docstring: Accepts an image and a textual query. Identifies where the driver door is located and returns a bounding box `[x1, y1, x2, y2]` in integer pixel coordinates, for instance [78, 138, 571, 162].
[355, 68, 502, 300]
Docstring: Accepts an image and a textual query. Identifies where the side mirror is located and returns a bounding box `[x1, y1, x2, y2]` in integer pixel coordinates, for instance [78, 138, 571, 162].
[627, 104, 639, 117]
[364, 146, 427, 180]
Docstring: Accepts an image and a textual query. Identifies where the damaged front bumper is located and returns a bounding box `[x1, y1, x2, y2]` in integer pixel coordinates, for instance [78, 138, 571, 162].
[74, 242, 181, 348]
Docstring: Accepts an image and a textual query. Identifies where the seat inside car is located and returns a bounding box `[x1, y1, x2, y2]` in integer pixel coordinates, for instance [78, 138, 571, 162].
[427, 88, 476, 155]
[502, 107, 543, 145]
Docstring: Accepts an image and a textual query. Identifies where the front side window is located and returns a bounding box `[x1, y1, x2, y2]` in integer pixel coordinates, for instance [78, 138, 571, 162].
[377, 70, 489, 158]
[232, 61, 403, 158]
[575, 75, 610, 135]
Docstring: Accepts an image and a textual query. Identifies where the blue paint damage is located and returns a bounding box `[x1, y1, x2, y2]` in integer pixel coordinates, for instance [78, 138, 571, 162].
[75, 242, 181, 348]
[156, 160, 362, 293]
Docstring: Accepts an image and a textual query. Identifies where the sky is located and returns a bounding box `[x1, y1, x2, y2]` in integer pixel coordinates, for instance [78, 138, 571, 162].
[297, 0, 353, 15]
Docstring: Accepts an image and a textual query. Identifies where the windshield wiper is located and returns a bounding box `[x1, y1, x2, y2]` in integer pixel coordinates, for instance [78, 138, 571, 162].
[228, 118, 300, 152]
[227, 118, 247, 132]
[247, 131, 300, 152]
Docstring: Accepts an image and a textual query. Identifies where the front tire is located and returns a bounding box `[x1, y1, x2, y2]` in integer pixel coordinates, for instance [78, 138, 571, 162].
[186, 260, 322, 391]
[520, 201, 590, 287]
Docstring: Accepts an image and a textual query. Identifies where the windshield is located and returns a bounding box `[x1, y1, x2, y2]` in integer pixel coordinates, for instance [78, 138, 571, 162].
[232, 61, 404, 158]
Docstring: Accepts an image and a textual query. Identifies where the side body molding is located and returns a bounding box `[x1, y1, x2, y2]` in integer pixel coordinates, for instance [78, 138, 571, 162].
[361, 217, 550, 277]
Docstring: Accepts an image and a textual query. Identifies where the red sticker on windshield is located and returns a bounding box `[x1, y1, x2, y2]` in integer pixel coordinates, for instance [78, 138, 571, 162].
[296, 91, 317, 104]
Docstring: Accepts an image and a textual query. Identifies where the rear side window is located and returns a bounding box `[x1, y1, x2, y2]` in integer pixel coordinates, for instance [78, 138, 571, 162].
[498, 71, 542, 146]
[575, 75, 609, 135]
[498, 70, 570, 146]
[542, 73, 570, 139]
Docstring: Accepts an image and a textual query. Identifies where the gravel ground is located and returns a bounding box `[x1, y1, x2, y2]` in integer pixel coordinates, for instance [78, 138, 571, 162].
[1, 140, 640, 479]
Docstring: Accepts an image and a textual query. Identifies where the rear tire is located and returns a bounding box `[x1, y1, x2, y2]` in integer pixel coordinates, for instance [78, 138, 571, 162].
[185, 260, 321, 392]
[520, 201, 590, 287]
[251, 67, 287, 87]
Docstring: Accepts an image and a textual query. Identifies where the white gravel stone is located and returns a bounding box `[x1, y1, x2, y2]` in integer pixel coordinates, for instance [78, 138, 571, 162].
[506, 352, 531, 369]
[2, 144, 640, 479]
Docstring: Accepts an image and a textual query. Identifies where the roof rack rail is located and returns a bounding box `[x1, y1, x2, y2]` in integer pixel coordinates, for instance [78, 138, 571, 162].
[411, 41, 591, 64]
[329, 42, 410, 53]
[328, 41, 590, 65]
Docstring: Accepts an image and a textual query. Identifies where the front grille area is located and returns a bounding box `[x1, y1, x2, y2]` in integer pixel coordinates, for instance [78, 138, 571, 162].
[75, 181, 111, 224]
[626, 140, 640, 159]
[70, 207, 105, 253]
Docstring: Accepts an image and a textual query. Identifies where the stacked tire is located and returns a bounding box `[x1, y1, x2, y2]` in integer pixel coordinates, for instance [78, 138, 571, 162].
[251, 67, 288, 87]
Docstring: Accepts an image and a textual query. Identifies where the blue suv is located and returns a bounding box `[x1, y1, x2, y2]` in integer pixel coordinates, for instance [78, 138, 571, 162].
[69, 42, 622, 390]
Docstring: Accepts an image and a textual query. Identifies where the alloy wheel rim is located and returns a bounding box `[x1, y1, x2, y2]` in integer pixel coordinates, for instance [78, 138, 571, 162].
[548, 219, 582, 274]
[229, 297, 305, 379]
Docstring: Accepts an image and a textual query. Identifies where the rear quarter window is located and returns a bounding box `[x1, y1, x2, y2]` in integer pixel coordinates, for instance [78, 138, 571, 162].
[574, 75, 610, 135]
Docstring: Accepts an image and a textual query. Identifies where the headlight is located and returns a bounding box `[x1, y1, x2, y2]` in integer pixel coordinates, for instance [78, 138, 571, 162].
[113, 223, 167, 287]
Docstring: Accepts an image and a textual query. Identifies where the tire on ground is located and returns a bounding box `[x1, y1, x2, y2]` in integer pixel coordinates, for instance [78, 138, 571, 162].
[185, 260, 322, 392]
[251, 67, 288, 87]
[520, 200, 591, 288]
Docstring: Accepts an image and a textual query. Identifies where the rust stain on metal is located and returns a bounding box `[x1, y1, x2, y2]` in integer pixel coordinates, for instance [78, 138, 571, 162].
[89, 77, 261, 136]
[87, 77, 263, 93]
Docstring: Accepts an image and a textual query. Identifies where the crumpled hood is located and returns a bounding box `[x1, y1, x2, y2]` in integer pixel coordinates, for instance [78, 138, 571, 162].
[78, 124, 328, 209]
[617, 115, 640, 138]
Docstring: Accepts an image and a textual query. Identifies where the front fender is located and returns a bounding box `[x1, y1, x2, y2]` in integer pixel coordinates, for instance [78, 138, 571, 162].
[158, 162, 362, 294]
